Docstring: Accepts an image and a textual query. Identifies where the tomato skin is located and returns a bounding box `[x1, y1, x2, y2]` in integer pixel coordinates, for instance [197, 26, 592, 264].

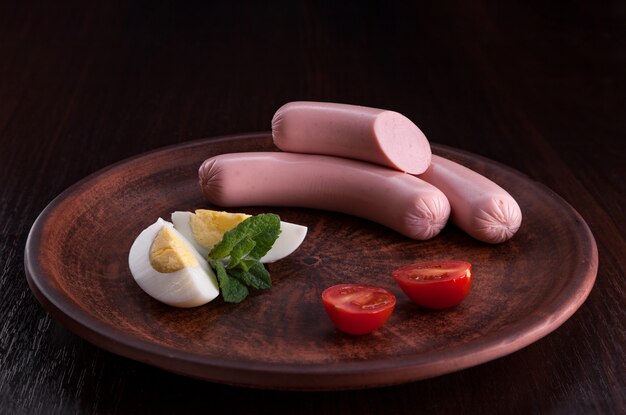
[392, 261, 472, 309]
[322, 285, 396, 335]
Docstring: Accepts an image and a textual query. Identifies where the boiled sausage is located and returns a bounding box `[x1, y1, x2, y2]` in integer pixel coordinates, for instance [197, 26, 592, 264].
[272, 102, 432, 174]
[419, 155, 522, 243]
[199, 152, 450, 240]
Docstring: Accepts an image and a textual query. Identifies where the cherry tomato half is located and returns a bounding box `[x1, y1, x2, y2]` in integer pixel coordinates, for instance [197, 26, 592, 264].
[321, 284, 396, 335]
[392, 261, 472, 309]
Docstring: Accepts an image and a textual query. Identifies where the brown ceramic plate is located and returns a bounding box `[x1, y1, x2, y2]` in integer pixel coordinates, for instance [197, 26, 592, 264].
[25, 133, 598, 390]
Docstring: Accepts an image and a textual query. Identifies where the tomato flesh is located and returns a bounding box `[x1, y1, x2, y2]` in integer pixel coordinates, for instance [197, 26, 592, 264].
[322, 284, 396, 335]
[392, 261, 472, 309]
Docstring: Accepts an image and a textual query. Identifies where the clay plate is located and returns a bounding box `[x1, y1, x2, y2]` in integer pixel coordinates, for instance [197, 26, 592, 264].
[24, 133, 598, 390]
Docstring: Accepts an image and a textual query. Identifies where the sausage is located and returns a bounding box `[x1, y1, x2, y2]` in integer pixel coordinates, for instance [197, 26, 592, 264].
[418, 155, 522, 243]
[271, 102, 432, 175]
[199, 152, 450, 240]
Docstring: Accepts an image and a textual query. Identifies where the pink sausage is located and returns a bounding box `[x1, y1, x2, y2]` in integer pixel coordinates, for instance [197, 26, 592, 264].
[418, 155, 522, 243]
[199, 152, 450, 240]
[271, 102, 432, 175]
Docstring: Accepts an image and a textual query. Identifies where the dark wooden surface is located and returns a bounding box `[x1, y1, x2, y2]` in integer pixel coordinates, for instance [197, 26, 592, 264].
[1, 0, 624, 413]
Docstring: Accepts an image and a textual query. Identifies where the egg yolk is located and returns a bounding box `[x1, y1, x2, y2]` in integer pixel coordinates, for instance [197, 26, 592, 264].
[150, 226, 198, 272]
[189, 209, 250, 250]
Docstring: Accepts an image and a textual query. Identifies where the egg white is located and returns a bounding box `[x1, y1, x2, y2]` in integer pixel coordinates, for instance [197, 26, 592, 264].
[170, 211, 210, 257]
[171, 211, 307, 263]
[128, 218, 220, 307]
[260, 220, 308, 263]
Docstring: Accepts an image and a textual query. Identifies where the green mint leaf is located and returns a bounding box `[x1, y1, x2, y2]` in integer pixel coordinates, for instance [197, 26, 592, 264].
[207, 213, 281, 303]
[229, 262, 271, 290]
[226, 237, 257, 269]
[248, 262, 272, 288]
[246, 214, 281, 259]
[211, 260, 248, 303]
[208, 214, 281, 261]
[237, 258, 257, 272]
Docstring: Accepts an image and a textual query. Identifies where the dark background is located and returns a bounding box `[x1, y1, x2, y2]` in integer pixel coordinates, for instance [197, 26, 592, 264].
[1, 1, 625, 413]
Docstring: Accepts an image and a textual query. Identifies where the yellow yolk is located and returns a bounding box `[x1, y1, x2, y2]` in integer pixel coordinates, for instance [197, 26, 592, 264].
[150, 226, 199, 272]
[189, 209, 250, 251]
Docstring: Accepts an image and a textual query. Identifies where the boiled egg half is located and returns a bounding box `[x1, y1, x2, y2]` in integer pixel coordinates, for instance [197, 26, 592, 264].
[171, 209, 307, 262]
[128, 218, 219, 307]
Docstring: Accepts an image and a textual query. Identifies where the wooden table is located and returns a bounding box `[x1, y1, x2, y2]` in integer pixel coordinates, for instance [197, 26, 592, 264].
[2, 1, 624, 413]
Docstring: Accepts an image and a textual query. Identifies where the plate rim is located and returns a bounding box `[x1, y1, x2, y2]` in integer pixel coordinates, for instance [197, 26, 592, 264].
[24, 132, 599, 390]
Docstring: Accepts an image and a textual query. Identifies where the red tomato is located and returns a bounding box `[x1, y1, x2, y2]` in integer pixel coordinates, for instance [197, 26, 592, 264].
[321, 284, 396, 335]
[392, 261, 472, 309]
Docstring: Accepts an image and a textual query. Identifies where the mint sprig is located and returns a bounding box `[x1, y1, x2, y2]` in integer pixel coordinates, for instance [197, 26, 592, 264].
[212, 260, 249, 303]
[208, 213, 280, 303]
